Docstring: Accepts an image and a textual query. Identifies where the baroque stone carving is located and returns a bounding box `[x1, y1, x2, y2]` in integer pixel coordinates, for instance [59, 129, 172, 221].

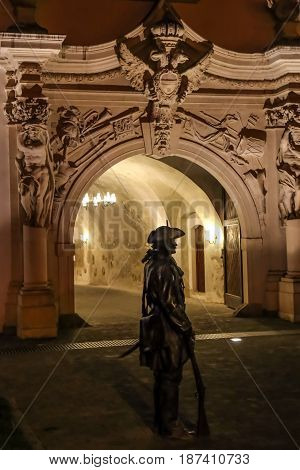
[204, 72, 300, 91]
[41, 69, 121, 84]
[5, 94, 54, 228]
[277, 121, 300, 220]
[267, 0, 300, 40]
[265, 93, 300, 221]
[51, 106, 142, 199]
[16, 124, 55, 228]
[5, 97, 49, 125]
[181, 110, 267, 212]
[56, 106, 83, 152]
[118, 14, 212, 155]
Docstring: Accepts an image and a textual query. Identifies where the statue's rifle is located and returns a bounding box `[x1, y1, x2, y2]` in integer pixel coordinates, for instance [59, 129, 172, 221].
[184, 337, 210, 437]
[119, 340, 139, 358]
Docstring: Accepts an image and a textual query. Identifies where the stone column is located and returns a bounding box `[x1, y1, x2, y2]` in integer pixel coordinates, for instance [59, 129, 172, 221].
[5, 62, 57, 338]
[239, 237, 264, 315]
[264, 127, 287, 314]
[56, 243, 75, 319]
[4, 125, 24, 331]
[264, 94, 300, 322]
[279, 219, 300, 322]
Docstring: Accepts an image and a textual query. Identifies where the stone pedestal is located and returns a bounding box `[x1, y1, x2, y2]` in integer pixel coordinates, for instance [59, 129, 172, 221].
[265, 270, 285, 314]
[279, 278, 300, 322]
[17, 287, 57, 338]
[279, 219, 300, 322]
[17, 226, 57, 339]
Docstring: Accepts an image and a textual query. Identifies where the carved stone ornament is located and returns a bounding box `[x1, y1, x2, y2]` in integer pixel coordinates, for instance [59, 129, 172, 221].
[277, 119, 300, 221]
[16, 124, 55, 228]
[181, 109, 267, 213]
[117, 12, 213, 156]
[266, 0, 300, 40]
[5, 97, 49, 125]
[51, 106, 142, 200]
[265, 93, 300, 221]
[42, 69, 120, 84]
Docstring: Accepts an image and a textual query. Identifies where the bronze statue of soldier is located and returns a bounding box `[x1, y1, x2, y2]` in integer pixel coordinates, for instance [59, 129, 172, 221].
[139, 224, 209, 439]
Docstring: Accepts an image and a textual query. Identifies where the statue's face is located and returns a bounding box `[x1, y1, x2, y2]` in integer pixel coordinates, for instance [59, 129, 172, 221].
[22, 127, 45, 148]
[157, 238, 177, 254]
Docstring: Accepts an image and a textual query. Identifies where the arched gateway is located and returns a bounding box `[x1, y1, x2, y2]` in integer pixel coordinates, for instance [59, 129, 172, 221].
[1, 3, 300, 338]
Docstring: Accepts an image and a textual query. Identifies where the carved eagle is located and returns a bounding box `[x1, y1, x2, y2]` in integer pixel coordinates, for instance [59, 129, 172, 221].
[183, 47, 213, 94]
[118, 42, 154, 92]
[118, 41, 213, 96]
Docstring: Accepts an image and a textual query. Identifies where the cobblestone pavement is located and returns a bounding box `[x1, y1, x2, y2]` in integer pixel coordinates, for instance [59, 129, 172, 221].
[0, 286, 300, 450]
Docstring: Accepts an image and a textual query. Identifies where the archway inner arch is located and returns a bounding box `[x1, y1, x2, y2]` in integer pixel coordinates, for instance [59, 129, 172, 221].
[73, 155, 236, 327]
[55, 139, 264, 323]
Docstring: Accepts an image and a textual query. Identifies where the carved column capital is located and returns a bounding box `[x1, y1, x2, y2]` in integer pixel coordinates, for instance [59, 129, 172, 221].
[5, 97, 49, 125]
[4, 60, 48, 124]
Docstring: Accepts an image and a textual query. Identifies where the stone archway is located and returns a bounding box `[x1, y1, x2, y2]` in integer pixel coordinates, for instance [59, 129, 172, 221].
[53, 136, 263, 323]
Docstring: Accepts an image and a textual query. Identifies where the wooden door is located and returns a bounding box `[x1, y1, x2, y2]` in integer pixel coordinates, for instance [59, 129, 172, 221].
[195, 225, 205, 292]
[223, 192, 243, 308]
[224, 219, 243, 308]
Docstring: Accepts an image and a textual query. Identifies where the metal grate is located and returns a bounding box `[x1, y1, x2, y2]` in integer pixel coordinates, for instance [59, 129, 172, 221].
[0, 329, 300, 356]
[195, 330, 300, 340]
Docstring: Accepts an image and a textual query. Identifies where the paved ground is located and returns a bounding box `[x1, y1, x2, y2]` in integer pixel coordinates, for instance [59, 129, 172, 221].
[0, 285, 300, 450]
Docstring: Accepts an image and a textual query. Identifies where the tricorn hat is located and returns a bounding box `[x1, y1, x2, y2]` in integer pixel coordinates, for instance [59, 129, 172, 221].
[147, 225, 185, 244]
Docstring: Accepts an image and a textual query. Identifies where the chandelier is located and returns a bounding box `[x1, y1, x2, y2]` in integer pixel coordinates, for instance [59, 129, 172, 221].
[82, 192, 117, 208]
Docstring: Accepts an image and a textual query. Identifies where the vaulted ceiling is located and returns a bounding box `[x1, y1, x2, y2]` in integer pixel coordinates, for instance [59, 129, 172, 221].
[0, 0, 277, 53]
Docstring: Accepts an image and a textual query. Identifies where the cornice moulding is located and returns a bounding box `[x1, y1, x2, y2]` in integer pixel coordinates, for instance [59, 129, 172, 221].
[0, 32, 66, 68]
[1, 25, 300, 85]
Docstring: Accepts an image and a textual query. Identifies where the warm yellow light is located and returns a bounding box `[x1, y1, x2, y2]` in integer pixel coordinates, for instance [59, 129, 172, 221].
[81, 230, 89, 243]
[205, 222, 217, 244]
[82, 193, 90, 207]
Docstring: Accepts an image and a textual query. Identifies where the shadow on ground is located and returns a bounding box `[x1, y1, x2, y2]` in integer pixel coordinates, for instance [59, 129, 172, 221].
[0, 397, 31, 450]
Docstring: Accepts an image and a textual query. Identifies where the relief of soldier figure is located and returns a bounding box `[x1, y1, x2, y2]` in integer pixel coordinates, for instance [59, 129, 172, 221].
[16, 124, 55, 228]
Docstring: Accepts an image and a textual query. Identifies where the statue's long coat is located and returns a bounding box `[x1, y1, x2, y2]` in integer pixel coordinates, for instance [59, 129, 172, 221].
[140, 252, 193, 371]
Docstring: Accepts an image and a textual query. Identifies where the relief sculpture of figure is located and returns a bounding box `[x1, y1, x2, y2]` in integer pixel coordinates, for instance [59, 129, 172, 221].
[16, 124, 55, 227]
[277, 121, 300, 220]
[133, 225, 209, 439]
